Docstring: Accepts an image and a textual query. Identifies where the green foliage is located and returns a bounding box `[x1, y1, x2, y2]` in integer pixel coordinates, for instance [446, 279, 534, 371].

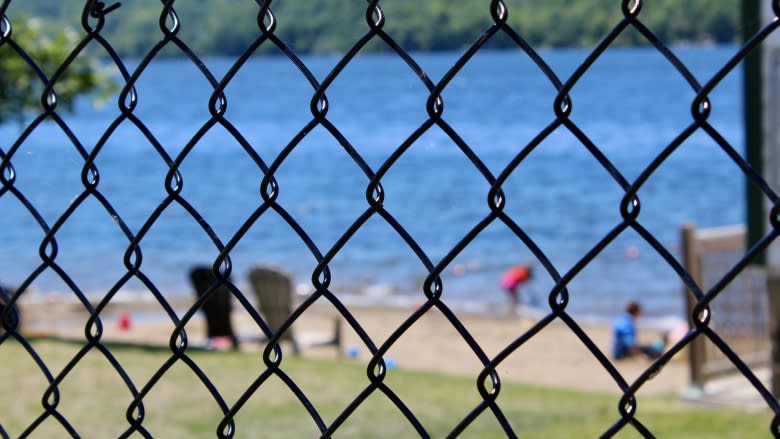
[5, 1, 739, 58]
[0, 16, 115, 124]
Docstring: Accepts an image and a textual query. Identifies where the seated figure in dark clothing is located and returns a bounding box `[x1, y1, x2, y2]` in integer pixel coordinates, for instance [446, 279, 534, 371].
[612, 301, 664, 360]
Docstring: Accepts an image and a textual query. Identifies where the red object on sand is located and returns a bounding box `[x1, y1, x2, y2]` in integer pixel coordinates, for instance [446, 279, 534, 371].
[118, 311, 131, 331]
[501, 265, 531, 293]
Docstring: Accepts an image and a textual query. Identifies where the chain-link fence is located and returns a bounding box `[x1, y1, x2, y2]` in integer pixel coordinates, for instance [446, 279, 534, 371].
[2, 0, 780, 437]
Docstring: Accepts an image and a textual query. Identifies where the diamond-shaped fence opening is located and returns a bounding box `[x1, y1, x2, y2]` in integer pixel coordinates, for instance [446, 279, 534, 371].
[2, 0, 780, 437]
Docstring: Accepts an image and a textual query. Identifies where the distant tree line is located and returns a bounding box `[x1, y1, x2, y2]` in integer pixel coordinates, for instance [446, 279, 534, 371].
[8, 0, 738, 57]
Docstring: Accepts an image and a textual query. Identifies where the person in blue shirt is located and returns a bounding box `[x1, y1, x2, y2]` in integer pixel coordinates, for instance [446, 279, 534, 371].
[612, 301, 663, 360]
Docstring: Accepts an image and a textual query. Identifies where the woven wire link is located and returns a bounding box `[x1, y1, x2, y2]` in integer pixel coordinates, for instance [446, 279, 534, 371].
[1, 0, 780, 437]
[700, 249, 770, 371]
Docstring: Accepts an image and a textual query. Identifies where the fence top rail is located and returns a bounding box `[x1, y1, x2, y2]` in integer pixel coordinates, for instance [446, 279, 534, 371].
[696, 225, 746, 251]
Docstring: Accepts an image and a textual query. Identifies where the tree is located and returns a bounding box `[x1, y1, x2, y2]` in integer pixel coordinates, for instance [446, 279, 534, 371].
[0, 16, 114, 124]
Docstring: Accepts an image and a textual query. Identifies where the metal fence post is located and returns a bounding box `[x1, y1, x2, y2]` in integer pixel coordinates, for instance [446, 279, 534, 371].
[742, 0, 766, 264]
[681, 223, 706, 388]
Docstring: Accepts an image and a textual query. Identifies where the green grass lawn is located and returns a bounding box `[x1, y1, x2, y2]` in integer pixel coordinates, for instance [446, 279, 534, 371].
[0, 338, 774, 438]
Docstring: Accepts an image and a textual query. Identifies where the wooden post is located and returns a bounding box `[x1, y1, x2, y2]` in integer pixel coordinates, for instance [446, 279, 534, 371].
[681, 223, 707, 388]
[767, 267, 780, 397]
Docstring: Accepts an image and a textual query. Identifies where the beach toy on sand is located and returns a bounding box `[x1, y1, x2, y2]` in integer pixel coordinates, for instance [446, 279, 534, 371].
[118, 311, 131, 331]
[666, 320, 689, 348]
[209, 336, 234, 351]
[346, 345, 360, 358]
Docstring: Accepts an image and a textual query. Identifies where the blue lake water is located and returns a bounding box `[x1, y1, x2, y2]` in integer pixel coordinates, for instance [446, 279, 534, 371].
[0, 46, 747, 318]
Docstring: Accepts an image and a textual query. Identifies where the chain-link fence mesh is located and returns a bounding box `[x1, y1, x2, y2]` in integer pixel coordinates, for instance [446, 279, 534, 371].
[1, 0, 780, 437]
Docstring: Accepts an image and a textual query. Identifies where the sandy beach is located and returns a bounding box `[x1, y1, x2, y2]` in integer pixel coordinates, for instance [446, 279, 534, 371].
[15, 295, 689, 397]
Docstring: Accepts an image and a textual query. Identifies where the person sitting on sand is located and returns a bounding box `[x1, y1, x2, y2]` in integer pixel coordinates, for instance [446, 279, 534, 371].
[612, 301, 664, 360]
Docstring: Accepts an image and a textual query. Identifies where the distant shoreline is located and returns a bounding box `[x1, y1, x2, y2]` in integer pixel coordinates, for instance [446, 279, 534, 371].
[103, 42, 733, 64]
[14, 284, 685, 334]
[9, 1, 737, 59]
